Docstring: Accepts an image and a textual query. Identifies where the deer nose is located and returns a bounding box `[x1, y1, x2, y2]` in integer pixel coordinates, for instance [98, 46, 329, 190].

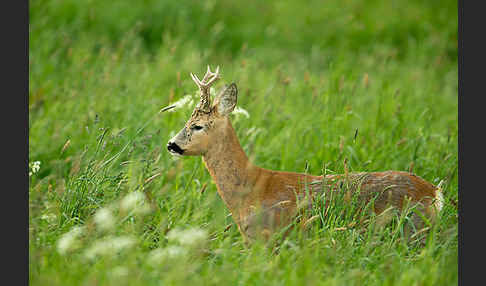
[167, 141, 184, 155]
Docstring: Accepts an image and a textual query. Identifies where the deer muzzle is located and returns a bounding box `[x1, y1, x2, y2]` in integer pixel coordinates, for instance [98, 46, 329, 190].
[167, 141, 184, 155]
[167, 127, 189, 155]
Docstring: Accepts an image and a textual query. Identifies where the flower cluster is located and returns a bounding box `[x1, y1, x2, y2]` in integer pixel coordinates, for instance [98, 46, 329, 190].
[57, 226, 84, 255]
[83, 235, 136, 260]
[146, 246, 188, 264]
[93, 207, 116, 231]
[56, 191, 152, 258]
[120, 191, 151, 215]
[167, 227, 208, 247]
[55, 189, 209, 266]
[168, 95, 194, 112]
[232, 106, 250, 119]
[29, 161, 41, 176]
[146, 227, 208, 264]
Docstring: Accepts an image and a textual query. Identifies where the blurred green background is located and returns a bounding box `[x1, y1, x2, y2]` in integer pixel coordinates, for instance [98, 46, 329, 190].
[29, 0, 458, 285]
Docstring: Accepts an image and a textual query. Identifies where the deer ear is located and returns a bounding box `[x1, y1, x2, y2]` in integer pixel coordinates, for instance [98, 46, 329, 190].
[214, 83, 238, 116]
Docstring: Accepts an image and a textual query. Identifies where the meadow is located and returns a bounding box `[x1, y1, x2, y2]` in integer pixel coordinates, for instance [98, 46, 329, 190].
[29, 0, 458, 285]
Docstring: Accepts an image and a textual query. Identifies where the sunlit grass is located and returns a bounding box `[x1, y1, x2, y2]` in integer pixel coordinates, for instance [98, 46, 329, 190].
[29, 0, 457, 285]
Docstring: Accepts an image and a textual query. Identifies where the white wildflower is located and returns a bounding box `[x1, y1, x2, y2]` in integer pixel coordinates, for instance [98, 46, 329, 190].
[167, 227, 208, 247]
[246, 126, 264, 136]
[40, 213, 57, 224]
[147, 246, 187, 264]
[57, 226, 84, 255]
[29, 161, 41, 176]
[93, 207, 115, 231]
[120, 191, 151, 215]
[110, 266, 129, 278]
[41, 202, 57, 224]
[84, 235, 136, 260]
[232, 106, 250, 119]
[168, 95, 194, 112]
[245, 127, 265, 142]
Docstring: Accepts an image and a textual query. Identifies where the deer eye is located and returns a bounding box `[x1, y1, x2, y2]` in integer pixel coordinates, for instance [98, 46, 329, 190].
[191, 125, 204, 131]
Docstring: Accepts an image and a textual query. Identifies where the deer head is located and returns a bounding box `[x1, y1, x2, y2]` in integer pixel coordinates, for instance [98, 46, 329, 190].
[167, 66, 238, 156]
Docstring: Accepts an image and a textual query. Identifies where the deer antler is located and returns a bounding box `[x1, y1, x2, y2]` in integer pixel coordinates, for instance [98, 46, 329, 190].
[190, 66, 220, 112]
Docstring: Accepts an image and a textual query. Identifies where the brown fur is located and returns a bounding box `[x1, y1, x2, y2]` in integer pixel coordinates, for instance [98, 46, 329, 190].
[168, 70, 442, 243]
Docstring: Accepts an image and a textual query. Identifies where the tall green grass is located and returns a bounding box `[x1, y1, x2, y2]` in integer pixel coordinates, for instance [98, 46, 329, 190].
[29, 0, 457, 285]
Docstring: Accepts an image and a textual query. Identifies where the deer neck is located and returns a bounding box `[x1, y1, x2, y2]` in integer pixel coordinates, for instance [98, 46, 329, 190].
[202, 118, 258, 213]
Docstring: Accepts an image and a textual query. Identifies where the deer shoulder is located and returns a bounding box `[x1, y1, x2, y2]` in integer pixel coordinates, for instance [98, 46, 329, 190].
[167, 66, 443, 242]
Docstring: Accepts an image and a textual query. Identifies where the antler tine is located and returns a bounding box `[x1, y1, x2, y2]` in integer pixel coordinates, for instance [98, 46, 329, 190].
[190, 66, 221, 89]
[190, 72, 203, 88]
[190, 66, 221, 112]
[200, 65, 220, 85]
[200, 65, 212, 83]
[204, 68, 220, 87]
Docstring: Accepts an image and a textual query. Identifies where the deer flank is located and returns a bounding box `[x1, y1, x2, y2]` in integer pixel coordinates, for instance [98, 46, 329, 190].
[167, 66, 443, 243]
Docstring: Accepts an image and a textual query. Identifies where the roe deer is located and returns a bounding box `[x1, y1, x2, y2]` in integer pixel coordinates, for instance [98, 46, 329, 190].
[167, 66, 443, 243]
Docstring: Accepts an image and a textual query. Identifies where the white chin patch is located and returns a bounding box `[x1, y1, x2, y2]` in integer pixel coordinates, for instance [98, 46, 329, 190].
[169, 151, 183, 157]
[169, 153, 182, 161]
